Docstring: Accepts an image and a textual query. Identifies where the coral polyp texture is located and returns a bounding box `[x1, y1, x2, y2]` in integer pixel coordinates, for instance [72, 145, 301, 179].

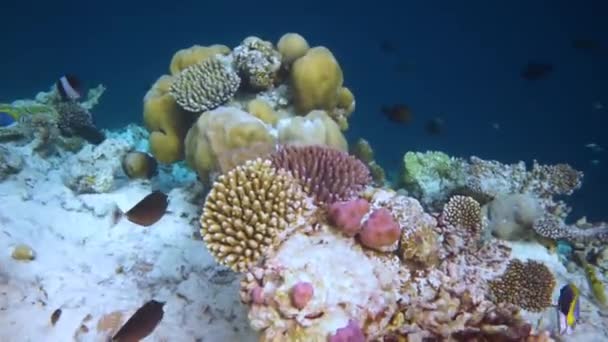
[441, 195, 483, 232]
[143, 33, 357, 183]
[488, 259, 556, 312]
[170, 56, 240, 113]
[269, 145, 372, 205]
[199, 158, 310, 272]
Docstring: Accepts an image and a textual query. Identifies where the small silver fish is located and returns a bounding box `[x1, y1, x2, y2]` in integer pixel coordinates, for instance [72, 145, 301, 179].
[491, 122, 501, 130]
[592, 101, 604, 111]
[585, 143, 604, 153]
[591, 159, 600, 165]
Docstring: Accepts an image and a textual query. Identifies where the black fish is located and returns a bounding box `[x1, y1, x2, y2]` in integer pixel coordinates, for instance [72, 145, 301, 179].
[50, 308, 62, 326]
[521, 62, 554, 81]
[112, 300, 165, 342]
[73, 124, 105, 145]
[112, 191, 169, 227]
[381, 104, 413, 124]
[425, 117, 444, 135]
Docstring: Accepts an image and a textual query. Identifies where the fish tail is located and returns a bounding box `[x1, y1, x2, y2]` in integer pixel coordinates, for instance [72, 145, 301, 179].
[111, 205, 124, 227]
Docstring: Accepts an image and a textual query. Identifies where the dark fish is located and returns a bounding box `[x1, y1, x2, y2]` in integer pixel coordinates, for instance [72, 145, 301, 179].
[381, 104, 413, 124]
[557, 283, 580, 335]
[521, 62, 554, 81]
[56, 74, 83, 101]
[112, 191, 169, 227]
[112, 300, 165, 342]
[380, 40, 399, 54]
[425, 117, 444, 135]
[73, 124, 105, 145]
[50, 308, 62, 326]
[572, 38, 601, 51]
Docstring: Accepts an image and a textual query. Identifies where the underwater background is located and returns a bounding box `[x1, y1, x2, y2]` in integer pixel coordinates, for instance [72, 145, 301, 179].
[1, 0, 606, 221]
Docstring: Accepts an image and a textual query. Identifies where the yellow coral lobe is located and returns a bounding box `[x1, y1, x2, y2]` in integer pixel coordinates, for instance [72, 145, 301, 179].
[277, 33, 310, 64]
[277, 110, 347, 152]
[247, 99, 278, 125]
[290, 47, 344, 114]
[169, 44, 231, 75]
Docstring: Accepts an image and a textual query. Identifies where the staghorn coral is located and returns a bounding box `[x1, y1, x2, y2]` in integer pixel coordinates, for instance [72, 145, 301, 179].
[170, 55, 240, 113]
[199, 158, 310, 273]
[441, 195, 483, 233]
[269, 145, 371, 205]
[488, 259, 556, 312]
[233, 36, 282, 90]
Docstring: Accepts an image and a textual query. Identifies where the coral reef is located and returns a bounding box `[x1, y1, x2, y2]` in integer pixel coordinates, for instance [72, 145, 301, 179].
[351, 138, 386, 186]
[276, 33, 310, 66]
[62, 138, 131, 193]
[233, 36, 282, 90]
[0, 145, 23, 181]
[269, 145, 371, 205]
[199, 159, 312, 272]
[488, 259, 556, 312]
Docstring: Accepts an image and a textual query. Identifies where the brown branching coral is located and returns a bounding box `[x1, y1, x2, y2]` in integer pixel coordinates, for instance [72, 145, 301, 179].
[488, 259, 555, 312]
[441, 195, 483, 232]
[533, 214, 608, 242]
[269, 145, 371, 205]
[199, 158, 309, 272]
[170, 56, 240, 112]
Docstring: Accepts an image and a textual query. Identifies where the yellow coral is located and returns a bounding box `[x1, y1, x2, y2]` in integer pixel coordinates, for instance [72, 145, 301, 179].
[143, 75, 194, 163]
[184, 106, 276, 179]
[247, 99, 278, 125]
[337, 86, 355, 114]
[169, 44, 231, 75]
[351, 138, 374, 163]
[290, 47, 343, 114]
[277, 110, 347, 151]
[199, 158, 308, 272]
[277, 33, 310, 65]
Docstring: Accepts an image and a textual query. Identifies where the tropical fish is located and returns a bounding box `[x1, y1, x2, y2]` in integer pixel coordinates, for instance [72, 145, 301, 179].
[381, 104, 413, 124]
[50, 308, 62, 326]
[112, 191, 169, 227]
[521, 62, 554, 81]
[112, 300, 165, 342]
[585, 143, 604, 153]
[56, 74, 83, 101]
[0, 111, 17, 127]
[425, 117, 444, 135]
[557, 283, 580, 335]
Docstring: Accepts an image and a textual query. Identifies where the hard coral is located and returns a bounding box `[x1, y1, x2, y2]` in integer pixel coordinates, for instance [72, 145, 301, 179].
[441, 195, 483, 232]
[269, 145, 371, 205]
[276, 33, 310, 65]
[277, 110, 348, 151]
[533, 214, 608, 243]
[488, 259, 555, 312]
[359, 208, 401, 251]
[232, 36, 282, 90]
[199, 158, 309, 272]
[328, 198, 370, 237]
[169, 44, 231, 75]
[170, 55, 240, 113]
[526, 161, 582, 196]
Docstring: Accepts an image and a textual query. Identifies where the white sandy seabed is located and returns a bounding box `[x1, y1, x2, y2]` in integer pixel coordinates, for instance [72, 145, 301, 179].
[0, 147, 258, 341]
[1, 132, 607, 342]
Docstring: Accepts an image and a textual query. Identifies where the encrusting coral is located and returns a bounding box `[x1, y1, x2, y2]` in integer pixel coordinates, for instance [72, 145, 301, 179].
[232, 36, 282, 91]
[488, 259, 556, 312]
[269, 145, 371, 205]
[199, 158, 311, 272]
[170, 55, 241, 113]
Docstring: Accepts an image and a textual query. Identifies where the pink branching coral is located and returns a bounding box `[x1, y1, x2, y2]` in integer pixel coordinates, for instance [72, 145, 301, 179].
[359, 208, 401, 250]
[328, 198, 369, 237]
[269, 145, 372, 205]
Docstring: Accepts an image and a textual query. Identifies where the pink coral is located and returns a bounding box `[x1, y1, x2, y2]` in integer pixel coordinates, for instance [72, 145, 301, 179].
[359, 208, 401, 249]
[290, 281, 314, 309]
[328, 320, 365, 342]
[251, 286, 265, 305]
[328, 198, 370, 237]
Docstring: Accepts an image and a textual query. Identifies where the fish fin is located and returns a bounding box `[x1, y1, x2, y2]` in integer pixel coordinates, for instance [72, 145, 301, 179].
[111, 205, 124, 227]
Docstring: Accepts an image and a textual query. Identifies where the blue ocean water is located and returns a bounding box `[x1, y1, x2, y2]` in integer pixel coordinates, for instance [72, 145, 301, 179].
[1, 0, 606, 220]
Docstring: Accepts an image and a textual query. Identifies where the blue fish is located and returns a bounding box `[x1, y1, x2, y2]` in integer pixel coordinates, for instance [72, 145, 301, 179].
[557, 283, 580, 335]
[0, 111, 17, 127]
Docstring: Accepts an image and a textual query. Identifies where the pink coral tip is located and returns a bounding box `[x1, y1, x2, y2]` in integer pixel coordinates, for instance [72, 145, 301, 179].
[359, 208, 400, 249]
[328, 319, 365, 342]
[250, 286, 265, 305]
[290, 281, 314, 309]
[328, 198, 370, 237]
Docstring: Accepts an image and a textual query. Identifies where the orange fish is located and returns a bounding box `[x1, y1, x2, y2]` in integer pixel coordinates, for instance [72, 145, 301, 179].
[112, 300, 165, 342]
[112, 191, 169, 227]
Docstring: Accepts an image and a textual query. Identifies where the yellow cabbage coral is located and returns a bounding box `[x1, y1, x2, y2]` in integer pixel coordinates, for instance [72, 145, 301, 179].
[184, 106, 276, 180]
[290, 47, 343, 114]
[200, 158, 309, 272]
[277, 110, 347, 151]
[143, 75, 195, 163]
[169, 44, 231, 75]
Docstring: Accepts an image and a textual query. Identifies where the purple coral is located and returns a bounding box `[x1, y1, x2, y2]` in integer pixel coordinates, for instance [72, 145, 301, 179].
[269, 145, 372, 205]
[328, 320, 365, 342]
